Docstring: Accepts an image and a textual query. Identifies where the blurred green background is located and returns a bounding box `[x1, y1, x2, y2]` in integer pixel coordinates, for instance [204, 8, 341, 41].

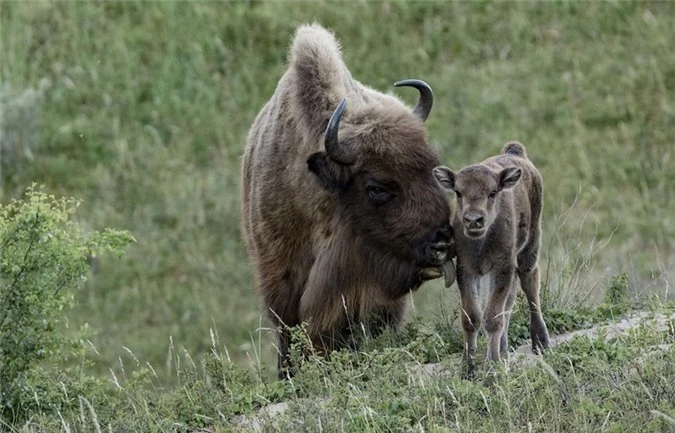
[1, 1, 673, 380]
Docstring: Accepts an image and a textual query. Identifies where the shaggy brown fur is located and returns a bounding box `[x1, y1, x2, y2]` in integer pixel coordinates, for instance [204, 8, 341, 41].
[241, 24, 453, 379]
[433, 141, 550, 369]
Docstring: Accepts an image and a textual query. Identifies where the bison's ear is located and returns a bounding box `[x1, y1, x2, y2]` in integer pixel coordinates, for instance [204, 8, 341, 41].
[307, 152, 353, 192]
[499, 167, 522, 190]
[433, 166, 455, 191]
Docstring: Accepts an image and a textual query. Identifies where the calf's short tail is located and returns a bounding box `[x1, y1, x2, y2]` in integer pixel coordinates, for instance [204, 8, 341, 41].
[502, 141, 527, 158]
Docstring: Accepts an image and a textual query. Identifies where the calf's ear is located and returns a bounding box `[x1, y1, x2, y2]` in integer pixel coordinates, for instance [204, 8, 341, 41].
[307, 152, 353, 192]
[433, 166, 455, 191]
[499, 167, 522, 190]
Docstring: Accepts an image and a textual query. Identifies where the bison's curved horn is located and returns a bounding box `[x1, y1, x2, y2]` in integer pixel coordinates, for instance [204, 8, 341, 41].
[324, 98, 356, 165]
[394, 79, 433, 121]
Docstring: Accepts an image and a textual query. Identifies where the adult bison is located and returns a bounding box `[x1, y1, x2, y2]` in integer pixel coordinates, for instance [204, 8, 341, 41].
[241, 24, 454, 379]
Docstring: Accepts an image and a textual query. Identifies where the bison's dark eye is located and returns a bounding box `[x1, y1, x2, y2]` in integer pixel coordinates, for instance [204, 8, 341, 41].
[366, 185, 393, 205]
[455, 191, 462, 200]
[488, 190, 498, 199]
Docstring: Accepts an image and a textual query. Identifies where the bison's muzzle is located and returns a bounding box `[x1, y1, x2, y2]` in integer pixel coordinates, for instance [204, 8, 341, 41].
[419, 226, 452, 266]
[417, 226, 456, 287]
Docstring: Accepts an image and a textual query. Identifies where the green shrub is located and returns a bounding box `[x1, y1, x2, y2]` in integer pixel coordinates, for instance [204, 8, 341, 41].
[0, 185, 134, 424]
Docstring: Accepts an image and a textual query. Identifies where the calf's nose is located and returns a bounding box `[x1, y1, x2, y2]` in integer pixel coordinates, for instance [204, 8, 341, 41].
[463, 212, 484, 229]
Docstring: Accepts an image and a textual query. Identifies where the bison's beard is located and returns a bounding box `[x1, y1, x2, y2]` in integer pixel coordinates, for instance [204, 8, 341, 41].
[305, 227, 454, 310]
[299, 230, 455, 344]
[349, 233, 453, 299]
[356, 233, 457, 294]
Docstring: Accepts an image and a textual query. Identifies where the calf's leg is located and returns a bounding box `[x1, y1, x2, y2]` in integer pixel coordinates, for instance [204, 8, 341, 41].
[499, 287, 518, 356]
[484, 267, 516, 361]
[518, 264, 550, 353]
[457, 270, 481, 368]
[516, 194, 550, 354]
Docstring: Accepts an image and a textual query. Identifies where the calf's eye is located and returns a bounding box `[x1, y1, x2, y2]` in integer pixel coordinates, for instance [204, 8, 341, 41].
[488, 190, 498, 199]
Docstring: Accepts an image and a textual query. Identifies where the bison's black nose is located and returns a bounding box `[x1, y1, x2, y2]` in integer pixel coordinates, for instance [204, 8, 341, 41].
[463, 212, 484, 229]
[422, 226, 452, 265]
[425, 243, 448, 265]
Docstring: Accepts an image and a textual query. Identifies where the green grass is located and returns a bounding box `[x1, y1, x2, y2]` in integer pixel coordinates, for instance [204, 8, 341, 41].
[11, 301, 675, 432]
[1, 0, 674, 430]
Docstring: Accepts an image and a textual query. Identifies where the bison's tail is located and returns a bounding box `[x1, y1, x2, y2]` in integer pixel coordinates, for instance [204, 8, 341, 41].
[502, 141, 527, 158]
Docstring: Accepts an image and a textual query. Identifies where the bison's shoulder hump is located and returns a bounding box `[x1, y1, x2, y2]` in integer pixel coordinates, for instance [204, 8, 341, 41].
[289, 24, 347, 102]
[290, 23, 342, 66]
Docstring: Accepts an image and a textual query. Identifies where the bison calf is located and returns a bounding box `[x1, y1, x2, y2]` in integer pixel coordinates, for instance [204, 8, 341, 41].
[433, 142, 550, 366]
[242, 24, 454, 379]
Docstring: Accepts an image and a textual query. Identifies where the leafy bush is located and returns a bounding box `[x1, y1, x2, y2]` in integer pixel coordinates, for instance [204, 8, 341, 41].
[0, 185, 134, 423]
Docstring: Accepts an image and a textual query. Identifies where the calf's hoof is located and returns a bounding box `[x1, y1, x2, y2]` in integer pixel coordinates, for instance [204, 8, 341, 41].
[531, 331, 550, 354]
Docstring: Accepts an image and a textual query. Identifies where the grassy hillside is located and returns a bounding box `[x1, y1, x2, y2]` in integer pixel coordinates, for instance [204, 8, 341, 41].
[1, 1, 674, 429]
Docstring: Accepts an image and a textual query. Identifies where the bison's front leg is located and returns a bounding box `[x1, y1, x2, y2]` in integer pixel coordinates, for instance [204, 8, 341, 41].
[277, 328, 293, 380]
[484, 267, 516, 362]
[255, 268, 305, 380]
[299, 249, 354, 354]
[365, 297, 409, 339]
